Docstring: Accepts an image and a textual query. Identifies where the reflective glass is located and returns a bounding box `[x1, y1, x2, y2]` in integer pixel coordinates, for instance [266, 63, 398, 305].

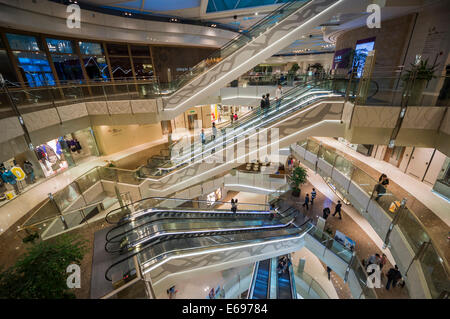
[51, 54, 84, 82]
[46, 38, 74, 53]
[83, 56, 109, 80]
[14, 51, 55, 87]
[79, 41, 103, 55]
[6, 33, 41, 51]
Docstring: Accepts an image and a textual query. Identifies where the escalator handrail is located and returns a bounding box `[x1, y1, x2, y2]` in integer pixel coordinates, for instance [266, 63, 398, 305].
[166, 79, 332, 161]
[148, 87, 337, 175]
[112, 218, 296, 254]
[105, 208, 287, 244]
[169, 0, 312, 93]
[105, 196, 270, 224]
[247, 261, 260, 299]
[104, 218, 303, 282]
[287, 254, 297, 299]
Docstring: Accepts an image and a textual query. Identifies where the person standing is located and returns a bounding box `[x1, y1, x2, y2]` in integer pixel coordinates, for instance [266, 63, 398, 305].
[332, 200, 342, 219]
[326, 266, 332, 280]
[212, 122, 217, 140]
[275, 84, 282, 110]
[260, 94, 266, 117]
[230, 112, 234, 124]
[380, 253, 387, 270]
[23, 160, 36, 184]
[311, 188, 317, 205]
[302, 193, 310, 210]
[201, 129, 206, 145]
[375, 173, 389, 201]
[231, 198, 238, 216]
[265, 93, 270, 115]
[386, 265, 402, 290]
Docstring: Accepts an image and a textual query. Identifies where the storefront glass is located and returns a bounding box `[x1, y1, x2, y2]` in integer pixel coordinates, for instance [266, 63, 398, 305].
[34, 127, 99, 178]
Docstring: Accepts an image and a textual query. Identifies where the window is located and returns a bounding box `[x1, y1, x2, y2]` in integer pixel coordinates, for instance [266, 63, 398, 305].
[133, 57, 153, 78]
[79, 42, 103, 55]
[46, 38, 74, 54]
[83, 56, 109, 80]
[14, 51, 55, 87]
[51, 54, 84, 82]
[0, 49, 18, 83]
[107, 43, 129, 56]
[130, 45, 150, 56]
[109, 57, 133, 79]
[6, 33, 41, 51]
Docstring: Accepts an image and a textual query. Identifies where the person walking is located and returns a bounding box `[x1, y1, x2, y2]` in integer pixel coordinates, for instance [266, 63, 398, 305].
[326, 266, 332, 280]
[322, 207, 331, 220]
[386, 265, 402, 290]
[212, 122, 217, 140]
[275, 84, 282, 110]
[230, 113, 234, 124]
[302, 193, 310, 210]
[311, 188, 317, 205]
[332, 200, 342, 219]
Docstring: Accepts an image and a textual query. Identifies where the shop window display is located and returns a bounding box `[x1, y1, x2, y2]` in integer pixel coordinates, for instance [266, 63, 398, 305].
[34, 139, 72, 178]
[0, 158, 30, 202]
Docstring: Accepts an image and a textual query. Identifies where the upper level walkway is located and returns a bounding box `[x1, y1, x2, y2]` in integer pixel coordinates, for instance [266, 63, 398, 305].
[314, 136, 450, 260]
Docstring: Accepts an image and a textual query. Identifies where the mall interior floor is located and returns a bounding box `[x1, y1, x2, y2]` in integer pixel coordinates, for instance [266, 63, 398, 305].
[284, 177, 409, 299]
[315, 137, 450, 263]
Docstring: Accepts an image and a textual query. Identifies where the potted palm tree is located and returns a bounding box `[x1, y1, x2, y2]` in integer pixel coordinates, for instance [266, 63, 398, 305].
[290, 166, 307, 197]
[402, 58, 438, 106]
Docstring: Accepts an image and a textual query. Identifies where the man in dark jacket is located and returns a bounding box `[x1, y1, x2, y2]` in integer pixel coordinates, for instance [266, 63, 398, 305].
[333, 200, 342, 219]
[386, 265, 402, 290]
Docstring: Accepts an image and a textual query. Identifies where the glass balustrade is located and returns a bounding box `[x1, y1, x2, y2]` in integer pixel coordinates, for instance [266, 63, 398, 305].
[294, 138, 450, 298]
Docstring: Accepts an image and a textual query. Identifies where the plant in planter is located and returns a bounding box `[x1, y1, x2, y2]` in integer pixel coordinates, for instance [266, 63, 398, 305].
[290, 166, 308, 197]
[401, 58, 438, 106]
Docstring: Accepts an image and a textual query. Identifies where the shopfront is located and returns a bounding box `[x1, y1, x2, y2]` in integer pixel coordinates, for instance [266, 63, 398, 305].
[34, 127, 99, 178]
[0, 127, 100, 204]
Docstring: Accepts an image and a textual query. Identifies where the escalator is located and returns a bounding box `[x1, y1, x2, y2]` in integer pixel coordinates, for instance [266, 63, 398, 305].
[276, 255, 297, 299]
[140, 80, 342, 188]
[105, 208, 274, 243]
[247, 254, 297, 299]
[160, 0, 362, 117]
[248, 259, 272, 299]
[105, 206, 298, 254]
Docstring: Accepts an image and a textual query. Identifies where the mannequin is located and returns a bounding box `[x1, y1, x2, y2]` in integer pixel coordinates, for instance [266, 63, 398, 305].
[1, 168, 19, 195]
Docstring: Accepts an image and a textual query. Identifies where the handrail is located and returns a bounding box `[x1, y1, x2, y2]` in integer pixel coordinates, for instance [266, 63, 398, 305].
[104, 218, 297, 281]
[105, 196, 270, 224]
[292, 139, 450, 297]
[167, 0, 310, 93]
[305, 137, 450, 275]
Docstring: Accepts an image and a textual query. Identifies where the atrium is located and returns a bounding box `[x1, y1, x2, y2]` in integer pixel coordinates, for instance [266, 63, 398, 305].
[0, 0, 449, 304]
